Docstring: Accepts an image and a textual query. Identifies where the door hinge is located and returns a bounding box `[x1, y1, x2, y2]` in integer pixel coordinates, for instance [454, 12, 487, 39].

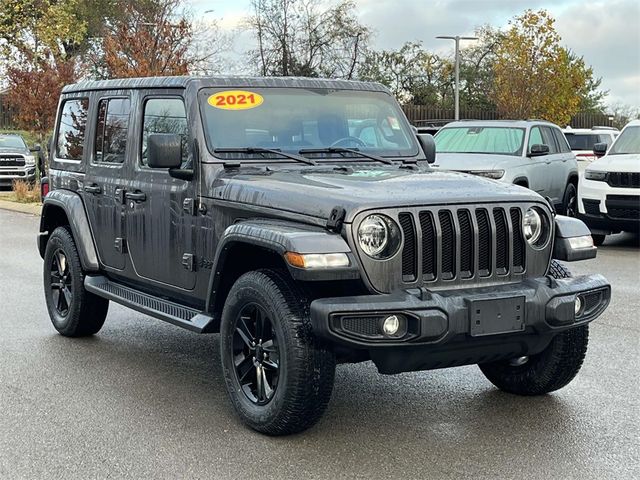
[182, 253, 195, 271]
[183, 198, 197, 215]
[114, 237, 127, 254]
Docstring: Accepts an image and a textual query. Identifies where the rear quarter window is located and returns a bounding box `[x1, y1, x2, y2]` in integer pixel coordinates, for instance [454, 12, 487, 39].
[56, 98, 89, 161]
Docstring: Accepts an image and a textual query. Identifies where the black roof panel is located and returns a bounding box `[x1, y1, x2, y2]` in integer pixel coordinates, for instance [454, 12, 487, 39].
[62, 76, 390, 94]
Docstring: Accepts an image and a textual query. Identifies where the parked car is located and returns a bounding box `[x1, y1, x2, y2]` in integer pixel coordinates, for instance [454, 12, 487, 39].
[434, 120, 579, 216]
[563, 126, 619, 170]
[578, 120, 640, 245]
[0, 133, 40, 187]
[39, 77, 609, 436]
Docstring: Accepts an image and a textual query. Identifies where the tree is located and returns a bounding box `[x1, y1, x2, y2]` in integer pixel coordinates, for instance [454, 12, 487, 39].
[246, 0, 370, 78]
[0, 0, 87, 136]
[101, 0, 195, 78]
[492, 9, 605, 125]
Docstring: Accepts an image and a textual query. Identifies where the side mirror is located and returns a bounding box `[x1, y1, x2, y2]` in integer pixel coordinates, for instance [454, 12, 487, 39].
[593, 142, 608, 157]
[30, 144, 41, 152]
[417, 133, 436, 164]
[528, 144, 549, 157]
[148, 133, 182, 169]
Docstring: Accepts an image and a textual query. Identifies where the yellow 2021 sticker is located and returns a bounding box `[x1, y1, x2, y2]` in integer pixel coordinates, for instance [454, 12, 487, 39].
[208, 90, 264, 110]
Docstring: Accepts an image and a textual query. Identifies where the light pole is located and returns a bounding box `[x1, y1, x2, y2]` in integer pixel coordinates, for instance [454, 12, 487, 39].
[436, 35, 478, 120]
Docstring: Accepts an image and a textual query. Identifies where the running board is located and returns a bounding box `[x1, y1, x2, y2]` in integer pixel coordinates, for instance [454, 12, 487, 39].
[84, 275, 216, 333]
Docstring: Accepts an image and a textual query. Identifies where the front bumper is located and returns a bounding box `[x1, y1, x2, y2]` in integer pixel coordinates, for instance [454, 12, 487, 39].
[0, 168, 36, 186]
[310, 274, 610, 373]
[578, 177, 639, 234]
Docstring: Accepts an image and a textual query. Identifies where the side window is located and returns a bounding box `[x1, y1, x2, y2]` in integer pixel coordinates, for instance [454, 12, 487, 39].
[552, 128, 571, 153]
[527, 127, 543, 152]
[56, 98, 89, 160]
[95, 98, 131, 164]
[141, 98, 189, 167]
[541, 127, 559, 153]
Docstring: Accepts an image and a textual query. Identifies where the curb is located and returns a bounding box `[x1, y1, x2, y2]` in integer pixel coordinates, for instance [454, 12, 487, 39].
[0, 199, 41, 216]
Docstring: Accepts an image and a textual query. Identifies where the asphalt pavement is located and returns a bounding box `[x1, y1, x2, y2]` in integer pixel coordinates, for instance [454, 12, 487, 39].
[0, 208, 638, 479]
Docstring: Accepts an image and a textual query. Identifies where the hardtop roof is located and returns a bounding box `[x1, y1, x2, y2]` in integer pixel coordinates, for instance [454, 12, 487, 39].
[61, 76, 390, 95]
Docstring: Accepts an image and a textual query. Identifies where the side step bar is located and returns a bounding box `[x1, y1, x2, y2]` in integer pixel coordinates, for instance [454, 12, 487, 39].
[84, 275, 216, 333]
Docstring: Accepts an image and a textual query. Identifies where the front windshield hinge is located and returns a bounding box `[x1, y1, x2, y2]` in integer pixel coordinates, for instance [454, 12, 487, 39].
[223, 161, 242, 169]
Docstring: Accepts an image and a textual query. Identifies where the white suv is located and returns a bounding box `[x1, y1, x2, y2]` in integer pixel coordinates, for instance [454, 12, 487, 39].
[563, 126, 619, 171]
[578, 120, 640, 245]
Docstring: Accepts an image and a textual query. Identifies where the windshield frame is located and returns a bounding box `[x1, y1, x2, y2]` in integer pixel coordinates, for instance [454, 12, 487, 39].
[434, 126, 526, 156]
[608, 126, 640, 155]
[0, 134, 28, 150]
[197, 86, 420, 163]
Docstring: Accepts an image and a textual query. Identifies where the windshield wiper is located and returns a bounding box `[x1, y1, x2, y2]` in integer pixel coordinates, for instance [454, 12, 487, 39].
[298, 147, 394, 165]
[214, 147, 317, 166]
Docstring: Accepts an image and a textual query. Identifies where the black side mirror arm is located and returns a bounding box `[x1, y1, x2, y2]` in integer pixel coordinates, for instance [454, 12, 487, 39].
[169, 168, 194, 181]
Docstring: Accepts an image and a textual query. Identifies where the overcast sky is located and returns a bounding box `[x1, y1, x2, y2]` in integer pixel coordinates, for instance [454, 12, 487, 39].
[191, 0, 640, 108]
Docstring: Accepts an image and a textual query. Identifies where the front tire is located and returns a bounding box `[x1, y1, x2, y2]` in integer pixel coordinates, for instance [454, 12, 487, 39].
[592, 234, 606, 246]
[43, 226, 109, 336]
[220, 269, 336, 435]
[562, 182, 577, 217]
[478, 260, 589, 395]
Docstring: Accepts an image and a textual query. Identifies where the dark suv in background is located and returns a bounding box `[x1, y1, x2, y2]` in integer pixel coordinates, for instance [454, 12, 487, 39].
[39, 77, 609, 435]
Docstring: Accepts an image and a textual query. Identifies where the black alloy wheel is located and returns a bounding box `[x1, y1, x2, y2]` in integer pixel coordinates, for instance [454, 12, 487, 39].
[563, 183, 577, 217]
[50, 249, 73, 316]
[232, 303, 280, 405]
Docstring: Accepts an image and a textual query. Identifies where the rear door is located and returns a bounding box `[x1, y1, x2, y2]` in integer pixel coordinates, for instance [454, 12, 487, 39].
[123, 91, 197, 291]
[83, 93, 132, 271]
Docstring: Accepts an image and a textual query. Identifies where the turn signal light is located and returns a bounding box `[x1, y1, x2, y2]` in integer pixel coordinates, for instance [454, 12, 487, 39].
[284, 252, 350, 269]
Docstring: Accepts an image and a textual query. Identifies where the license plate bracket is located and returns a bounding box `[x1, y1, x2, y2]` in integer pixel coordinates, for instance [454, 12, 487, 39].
[468, 296, 526, 337]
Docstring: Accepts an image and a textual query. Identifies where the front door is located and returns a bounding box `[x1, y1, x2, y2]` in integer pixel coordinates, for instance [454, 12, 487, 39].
[83, 94, 131, 271]
[525, 126, 551, 196]
[124, 94, 197, 291]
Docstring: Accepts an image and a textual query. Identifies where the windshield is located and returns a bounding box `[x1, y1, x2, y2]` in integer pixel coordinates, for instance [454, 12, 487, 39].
[435, 126, 525, 156]
[608, 126, 640, 155]
[565, 133, 609, 150]
[0, 135, 27, 150]
[199, 88, 418, 159]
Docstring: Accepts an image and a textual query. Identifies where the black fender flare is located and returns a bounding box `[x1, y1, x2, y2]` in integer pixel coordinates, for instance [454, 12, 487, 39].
[39, 189, 100, 271]
[205, 219, 359, 312]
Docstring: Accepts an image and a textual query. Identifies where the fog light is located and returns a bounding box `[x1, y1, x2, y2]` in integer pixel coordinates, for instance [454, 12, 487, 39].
[382, 315, 400, 336]
[575, 296, 583, 316]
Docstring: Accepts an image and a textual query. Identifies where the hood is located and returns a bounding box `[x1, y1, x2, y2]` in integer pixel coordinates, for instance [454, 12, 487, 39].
[588, 153, 640, 173]
[0, 146, 30, 155]
[433, 153, 525, 172]
[209, 165, 543, 222]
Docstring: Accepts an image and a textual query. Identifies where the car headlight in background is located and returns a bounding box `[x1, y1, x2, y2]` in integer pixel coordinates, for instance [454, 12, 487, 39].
[584, 170, 607, 181]
[24, 155, 36, 166]
[357, 214, 401, 259]
[470, 170, 505, 180]
[523, 207, 550, 248]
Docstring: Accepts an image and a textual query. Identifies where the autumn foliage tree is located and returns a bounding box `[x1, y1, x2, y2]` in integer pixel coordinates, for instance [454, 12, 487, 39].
[492, 10, 602, 125]
[0, 0, 86, 136]
[101, 0, 196, 78]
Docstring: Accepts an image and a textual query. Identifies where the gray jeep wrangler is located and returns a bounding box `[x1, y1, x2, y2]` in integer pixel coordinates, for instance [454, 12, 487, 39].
[39, 77, 610, 435]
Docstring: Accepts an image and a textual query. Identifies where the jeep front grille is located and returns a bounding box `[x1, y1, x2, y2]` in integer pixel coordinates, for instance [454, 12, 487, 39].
[607, 172, 640, 189]
[353, 203, 551, 293]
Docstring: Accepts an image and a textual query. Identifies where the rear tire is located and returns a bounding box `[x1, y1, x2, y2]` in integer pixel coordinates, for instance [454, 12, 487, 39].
[220, 269, 335, 435]
[592, 234, 606, 246]
[478, 260, 589, 395]
[43, 226, 109, 336]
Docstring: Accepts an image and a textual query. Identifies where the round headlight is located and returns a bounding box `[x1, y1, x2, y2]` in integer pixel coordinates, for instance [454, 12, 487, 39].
[523, 208, 542, 245]
[357, 214, 401, 259]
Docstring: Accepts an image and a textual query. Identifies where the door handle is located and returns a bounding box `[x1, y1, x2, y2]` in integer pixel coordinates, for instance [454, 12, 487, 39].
[84, 184, 102, 194]
[125, 191, 146, 202]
